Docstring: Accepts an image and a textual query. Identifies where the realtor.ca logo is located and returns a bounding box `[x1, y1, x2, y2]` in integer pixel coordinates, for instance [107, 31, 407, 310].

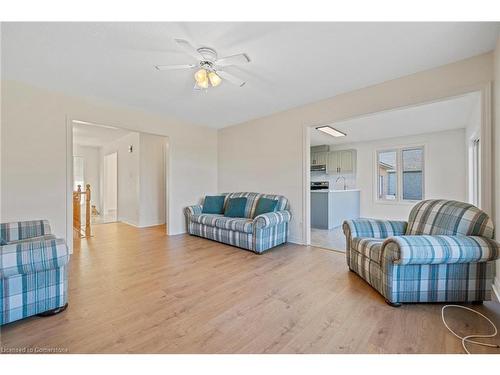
[1, 346, 69, 354]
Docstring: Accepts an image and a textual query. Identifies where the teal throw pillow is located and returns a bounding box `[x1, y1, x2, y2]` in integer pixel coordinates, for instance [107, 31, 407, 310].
[253, 198, 279, 218]
[224, 197, 247, 218]
[202, 195, 225, 214]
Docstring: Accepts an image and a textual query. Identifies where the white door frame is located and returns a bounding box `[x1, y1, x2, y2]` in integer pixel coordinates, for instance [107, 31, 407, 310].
[66, 118, 171, 252]
[301, 83, 493, 246]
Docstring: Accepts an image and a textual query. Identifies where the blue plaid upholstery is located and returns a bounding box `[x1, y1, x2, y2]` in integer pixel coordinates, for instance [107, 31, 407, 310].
[1, 220, 70, 325]
[0, 219, 52, 243]
[406, 199, 494, 238]
[185, 193, 290, 253]
[343, 200, 500, 304]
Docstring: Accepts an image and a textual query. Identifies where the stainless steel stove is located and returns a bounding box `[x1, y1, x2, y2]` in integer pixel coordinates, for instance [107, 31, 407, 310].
[310, 181, 329, 191]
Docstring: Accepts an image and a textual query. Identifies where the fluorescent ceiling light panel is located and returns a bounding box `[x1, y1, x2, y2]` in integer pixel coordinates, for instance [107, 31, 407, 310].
[316, 125, 346, 137]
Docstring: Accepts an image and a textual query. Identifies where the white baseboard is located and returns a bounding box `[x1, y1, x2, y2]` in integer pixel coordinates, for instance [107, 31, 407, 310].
[492, 277, 500, 303]
[288, 236, 304, 245]
[136, 222, 166, 228]
[119, 219, 139, 227]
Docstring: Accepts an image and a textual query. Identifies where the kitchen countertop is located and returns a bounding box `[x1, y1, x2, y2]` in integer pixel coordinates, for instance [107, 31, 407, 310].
[311, 189, 360, 193]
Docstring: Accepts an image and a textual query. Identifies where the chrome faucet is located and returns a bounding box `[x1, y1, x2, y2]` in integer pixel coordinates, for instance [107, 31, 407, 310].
[335, 176, 347, 190]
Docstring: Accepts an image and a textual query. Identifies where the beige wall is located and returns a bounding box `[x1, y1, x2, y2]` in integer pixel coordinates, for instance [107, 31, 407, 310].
[218, 53, 494, 243]
[1, 80, 218, 247]
[139, 133, 167, 228]
[493, 38, 500, 300]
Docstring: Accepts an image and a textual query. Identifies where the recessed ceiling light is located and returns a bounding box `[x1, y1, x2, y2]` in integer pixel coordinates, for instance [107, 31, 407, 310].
[316, 125, 346, 137]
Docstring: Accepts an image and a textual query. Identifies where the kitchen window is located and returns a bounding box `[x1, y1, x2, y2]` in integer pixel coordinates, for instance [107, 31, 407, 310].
[376, 146, 424, 202]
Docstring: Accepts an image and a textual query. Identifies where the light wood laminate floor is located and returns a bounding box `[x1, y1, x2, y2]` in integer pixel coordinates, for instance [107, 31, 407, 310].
[1, 222, 499, 354]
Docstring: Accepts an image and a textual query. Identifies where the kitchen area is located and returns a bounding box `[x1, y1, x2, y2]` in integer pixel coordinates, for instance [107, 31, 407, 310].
[310, 143, 360, 251]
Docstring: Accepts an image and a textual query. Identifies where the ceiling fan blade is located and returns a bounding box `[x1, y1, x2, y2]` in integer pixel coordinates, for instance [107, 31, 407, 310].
[155, 64, 196, 71]
[217, 70, 246, 87]
[174, 38, 204, 61]
[216, 53, 250, 67]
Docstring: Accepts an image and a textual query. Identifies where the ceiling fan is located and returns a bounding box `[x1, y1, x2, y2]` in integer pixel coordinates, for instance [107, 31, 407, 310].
[155, 39, 250, 89]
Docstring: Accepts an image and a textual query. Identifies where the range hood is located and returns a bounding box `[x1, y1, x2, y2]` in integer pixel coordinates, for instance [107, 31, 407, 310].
[311, 164, 326, 172]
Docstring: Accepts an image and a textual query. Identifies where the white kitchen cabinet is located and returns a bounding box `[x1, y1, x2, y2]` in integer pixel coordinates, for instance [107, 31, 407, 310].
[327, 149, 356, 174]
[311, 145, 329, 166]
[326, 151, 339, 173]
[312, 151, 328, 166]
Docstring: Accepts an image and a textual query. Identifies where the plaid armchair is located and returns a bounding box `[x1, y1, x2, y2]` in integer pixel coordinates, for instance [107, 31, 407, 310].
[185, 192, 291, 253]
[343, 200, 499, 306]
[1, 220, 70, 325]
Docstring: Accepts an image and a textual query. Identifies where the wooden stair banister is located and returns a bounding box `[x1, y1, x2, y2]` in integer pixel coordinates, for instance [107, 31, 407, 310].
[85, 184, 91, 238]
[73, 184, 92, 238]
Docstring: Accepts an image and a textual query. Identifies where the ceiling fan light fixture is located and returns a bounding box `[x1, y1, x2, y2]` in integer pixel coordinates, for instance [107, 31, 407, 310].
[194, 68, 207, 84]
[316, 126, 346, 138]
[196, 78, 209, 89]
[208, 72, 222, 87]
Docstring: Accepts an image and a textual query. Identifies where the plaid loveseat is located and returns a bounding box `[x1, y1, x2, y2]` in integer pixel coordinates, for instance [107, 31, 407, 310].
[343, 200, 499, 305]
[185, 192, 291, 253]
[1, 220, 70, 325]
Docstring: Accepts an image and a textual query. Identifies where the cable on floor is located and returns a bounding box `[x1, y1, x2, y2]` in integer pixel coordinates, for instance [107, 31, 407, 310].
[441, 304, 500, 354]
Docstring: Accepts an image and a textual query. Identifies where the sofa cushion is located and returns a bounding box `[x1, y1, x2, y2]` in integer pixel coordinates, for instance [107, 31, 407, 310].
[223, 193, 260, 218]
[221, 192, 289, 219]
[258, 194, 289, 213]
[190, 214, 253, 233]
[351, 237, 384, 264]
[5, 234, 56, 245]
[406, 199, 494, 238]
[202, 195, 225, 214]
[224, 197, 248, 218]
[253, 198, 278, 218]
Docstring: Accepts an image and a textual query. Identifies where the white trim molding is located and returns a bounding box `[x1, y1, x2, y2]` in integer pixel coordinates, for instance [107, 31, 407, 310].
[492, 276, 500, 303]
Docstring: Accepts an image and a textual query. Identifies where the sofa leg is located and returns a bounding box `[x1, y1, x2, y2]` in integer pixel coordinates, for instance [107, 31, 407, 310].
[385, 299, 402, 307]
[37, 303, 68, 317]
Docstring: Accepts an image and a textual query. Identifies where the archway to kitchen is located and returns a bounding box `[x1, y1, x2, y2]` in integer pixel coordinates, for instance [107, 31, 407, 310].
[304, 90, 487, 252]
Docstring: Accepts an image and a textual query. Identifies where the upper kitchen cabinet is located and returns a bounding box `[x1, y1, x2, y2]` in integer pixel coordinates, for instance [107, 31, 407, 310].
[310, 145, 329, 166]
[327, 149, 356, 174]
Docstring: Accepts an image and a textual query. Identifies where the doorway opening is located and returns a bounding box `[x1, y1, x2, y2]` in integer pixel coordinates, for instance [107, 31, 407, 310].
[68, 120, 169, 249]
[304, 91, 486, 252]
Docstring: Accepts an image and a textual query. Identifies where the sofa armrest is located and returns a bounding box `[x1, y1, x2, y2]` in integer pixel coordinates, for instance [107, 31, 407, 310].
[184, 205, 203, 218]
[382, 235, 500, 265]
[0, 220, 52, 244]
[0, 237, 70, 278]
[253, 210, 291, 229]
[343, 219, 407, 239]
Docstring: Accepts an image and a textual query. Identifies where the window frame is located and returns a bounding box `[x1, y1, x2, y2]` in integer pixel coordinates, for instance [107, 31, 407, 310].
[376, 148, 399, 201]
[375, 145, 425, 204]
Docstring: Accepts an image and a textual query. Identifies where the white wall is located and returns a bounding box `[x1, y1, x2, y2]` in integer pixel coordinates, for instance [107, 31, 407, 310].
[73, 144, 101, 211]
[327, 129, 466, 220]
[493, 37, 500, 300]
[1, 80, 218, 248]
[218, 53, 494, 244]
[103, 152, 117, 212]
[101, 132, 141, 226]
[139, 133, 166, 227]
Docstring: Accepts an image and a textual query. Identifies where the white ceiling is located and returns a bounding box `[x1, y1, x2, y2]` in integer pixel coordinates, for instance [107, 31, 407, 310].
[310, 92, 480, 146]
[73, 121, 133, 147]
[2, 22, 499, 129]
